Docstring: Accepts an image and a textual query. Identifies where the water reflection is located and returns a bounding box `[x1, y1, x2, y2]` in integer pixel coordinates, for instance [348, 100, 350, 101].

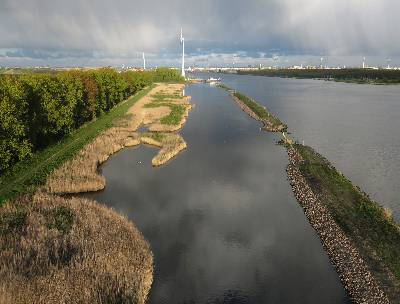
[211, 73, 400, 220]
[87, 84, 349, 303]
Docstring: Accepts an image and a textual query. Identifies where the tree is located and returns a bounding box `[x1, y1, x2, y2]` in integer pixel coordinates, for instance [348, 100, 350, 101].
[0, 76, 32, 171]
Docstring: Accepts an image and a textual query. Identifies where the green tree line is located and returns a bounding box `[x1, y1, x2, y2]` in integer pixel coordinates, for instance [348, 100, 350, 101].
[0, 67, 183, 173]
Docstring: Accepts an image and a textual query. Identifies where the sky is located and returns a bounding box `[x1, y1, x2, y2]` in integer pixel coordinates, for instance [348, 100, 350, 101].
[0, 0, 399, 68]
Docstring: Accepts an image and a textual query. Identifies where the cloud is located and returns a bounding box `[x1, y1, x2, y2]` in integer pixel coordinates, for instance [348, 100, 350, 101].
[0, 0, 399, 66]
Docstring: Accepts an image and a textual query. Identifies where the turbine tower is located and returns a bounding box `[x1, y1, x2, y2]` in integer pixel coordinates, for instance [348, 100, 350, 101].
[363, 57, 366, 69]
[142, 52, 146, 70]
[180, 28, 185, 78]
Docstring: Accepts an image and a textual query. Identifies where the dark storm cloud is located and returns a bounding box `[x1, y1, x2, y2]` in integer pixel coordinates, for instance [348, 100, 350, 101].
[0, 0, 399, 65]
[4, 49, 94, 59]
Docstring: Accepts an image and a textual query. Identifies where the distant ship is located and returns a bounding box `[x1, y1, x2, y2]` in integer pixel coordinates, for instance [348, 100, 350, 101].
[205, 77, 221, 85]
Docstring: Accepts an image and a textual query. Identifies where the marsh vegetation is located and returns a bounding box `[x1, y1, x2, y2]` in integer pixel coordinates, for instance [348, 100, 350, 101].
[45, 83, 191, 194]
[0, 192, 153, 304]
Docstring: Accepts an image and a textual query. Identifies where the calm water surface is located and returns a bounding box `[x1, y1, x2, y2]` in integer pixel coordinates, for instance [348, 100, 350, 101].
[87, 84, 349, 303]
[209, 73, 400, 220]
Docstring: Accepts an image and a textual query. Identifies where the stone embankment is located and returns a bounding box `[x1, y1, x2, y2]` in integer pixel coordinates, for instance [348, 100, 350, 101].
[286, 146, 390, 304]
[231, 94, 286, 132]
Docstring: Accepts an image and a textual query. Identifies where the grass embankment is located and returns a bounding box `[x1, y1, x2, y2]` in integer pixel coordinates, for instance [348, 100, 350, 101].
[218, 84, 287, 132]
[293, 143, 400, 301]
[236, 68, 400, 84]
[0, 86, 154, 204]
[0, 192, 153, 304]
[233, 91, 287, 131]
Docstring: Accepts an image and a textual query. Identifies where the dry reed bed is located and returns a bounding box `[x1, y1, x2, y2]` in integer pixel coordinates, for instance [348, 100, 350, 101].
[45, 128, 141, 194]
[45, 83, 192, 194]
[0, 192, 153, 304]
[140, 133, 187, 166]
[286, 146, 389, 304]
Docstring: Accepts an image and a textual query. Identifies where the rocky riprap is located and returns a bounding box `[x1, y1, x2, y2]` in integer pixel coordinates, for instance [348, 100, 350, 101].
[231, 95, 286, 132]
[286, 146, 390, 304]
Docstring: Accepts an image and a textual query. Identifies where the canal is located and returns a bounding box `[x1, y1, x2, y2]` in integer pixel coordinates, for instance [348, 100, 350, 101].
[87, 83, 349, 303]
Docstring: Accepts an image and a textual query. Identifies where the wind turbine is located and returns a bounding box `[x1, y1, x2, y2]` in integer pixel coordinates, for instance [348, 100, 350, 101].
[180, 28, 185, 77]
[142, 52, 146, 70]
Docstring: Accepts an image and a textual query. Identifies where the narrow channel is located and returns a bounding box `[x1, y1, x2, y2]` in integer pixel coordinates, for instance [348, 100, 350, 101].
[86, 83, 350, 303]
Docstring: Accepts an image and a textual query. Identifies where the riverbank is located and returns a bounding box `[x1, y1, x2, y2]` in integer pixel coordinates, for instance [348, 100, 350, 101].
[45, 83, 192, 194]
[221, 84, 400, 303]
[286, 145, 396, 303]
[0, 82, 192, 303]
[0, 85, 154, 204]
[235, 68, 400, 85]
[287, 144, 400, 303]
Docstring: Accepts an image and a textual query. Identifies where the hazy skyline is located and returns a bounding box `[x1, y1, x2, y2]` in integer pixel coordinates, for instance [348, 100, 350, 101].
[1, 0, 399, 67]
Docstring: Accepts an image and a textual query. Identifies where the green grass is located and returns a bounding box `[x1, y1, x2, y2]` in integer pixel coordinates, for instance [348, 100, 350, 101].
[150, 132, 165, 142]
[294, 143, 400, 281]
[160, 104, 186, 125]
[144, 90, 187, 126]
[151, 90, 181, 102]
[143, 102, 164, 108]
[0, 85, 155, 205]
[216, 83, 287, 131]
[216, 83, 232, 91]
[233, 91, 287, 130]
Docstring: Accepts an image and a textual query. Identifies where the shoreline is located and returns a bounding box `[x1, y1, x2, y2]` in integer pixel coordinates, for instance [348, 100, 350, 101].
[45, 83, 192, 194]
[286, 146, 389, 304]
[234, 69, 400, 85]
[218, 84, 287, 132]
[1, 74, 190, 303]
[219, 83, 400, 303]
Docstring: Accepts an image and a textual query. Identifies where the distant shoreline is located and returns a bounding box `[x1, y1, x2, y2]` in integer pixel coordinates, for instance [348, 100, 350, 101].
[234, 68, 400, 85]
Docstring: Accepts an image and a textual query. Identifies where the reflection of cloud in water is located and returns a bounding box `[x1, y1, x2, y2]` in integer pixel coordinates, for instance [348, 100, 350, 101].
[220, 74, 400, 221]
[88, 84, 349, 303]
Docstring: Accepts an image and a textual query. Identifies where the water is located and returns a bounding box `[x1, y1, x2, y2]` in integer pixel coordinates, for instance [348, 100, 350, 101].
[87, 84, 349, 303]
[209, 73, 400, 220]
